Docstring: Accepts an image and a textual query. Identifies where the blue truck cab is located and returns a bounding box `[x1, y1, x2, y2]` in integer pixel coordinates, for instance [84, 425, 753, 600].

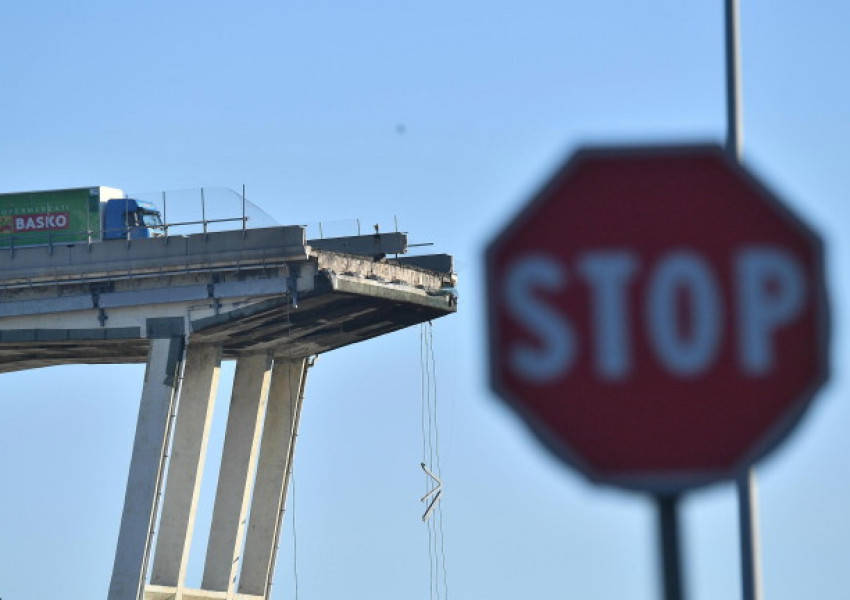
[0, 187, 164, 248]
[102, 198, 164, 240]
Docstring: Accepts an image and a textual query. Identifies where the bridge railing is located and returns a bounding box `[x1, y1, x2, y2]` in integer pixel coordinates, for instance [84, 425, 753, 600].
[132, 186, 279, 238]
[0, 185, 406, 254]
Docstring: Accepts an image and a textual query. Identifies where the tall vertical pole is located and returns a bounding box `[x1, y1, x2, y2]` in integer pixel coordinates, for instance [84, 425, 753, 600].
[737, 469, 763, 600]
[201, 188, 207, 238]
[162, 191, 169, 240]
[725, 1, 763, 599]
[725, 0, 742, 159]
[657, 494, 685, 600]
[242, 184, 247, 238]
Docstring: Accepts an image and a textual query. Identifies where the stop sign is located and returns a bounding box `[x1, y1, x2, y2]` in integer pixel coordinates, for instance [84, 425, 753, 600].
[486, 144, 829, 492]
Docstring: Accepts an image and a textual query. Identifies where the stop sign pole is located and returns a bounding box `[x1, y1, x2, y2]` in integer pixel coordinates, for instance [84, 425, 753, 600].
[662, 4, 761, 600]
[660, 3, 757, 598]
[724, 2, 764, 599]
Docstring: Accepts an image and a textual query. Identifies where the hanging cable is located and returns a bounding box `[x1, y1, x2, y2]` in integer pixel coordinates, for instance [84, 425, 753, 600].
[427, 324, 449, 600]
[291, 474, 299, 600]
[285, 305, 301, 600]
[283, 355, 314, 600]
[420, 322, 448, 599]
[420, 325, 436, 600]
[421, 462, 443, 521]
[265, 303, 305, 600]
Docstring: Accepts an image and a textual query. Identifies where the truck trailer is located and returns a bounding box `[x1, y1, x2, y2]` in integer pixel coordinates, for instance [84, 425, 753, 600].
[0, 186, 163, 248]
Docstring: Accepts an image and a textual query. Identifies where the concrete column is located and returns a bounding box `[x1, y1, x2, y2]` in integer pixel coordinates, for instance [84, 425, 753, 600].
[238, 358, 309, 597]
[108, 336, 185, 600]
[150, 343, 222, 588]
[201, 352, 273, 593]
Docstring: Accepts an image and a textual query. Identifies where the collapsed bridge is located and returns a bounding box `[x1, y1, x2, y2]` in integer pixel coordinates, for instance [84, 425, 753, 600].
[0, 225, 456, 600]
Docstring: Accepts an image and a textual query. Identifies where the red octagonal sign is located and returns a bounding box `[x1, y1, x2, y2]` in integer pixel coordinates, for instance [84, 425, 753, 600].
[486, 144, 829, 492]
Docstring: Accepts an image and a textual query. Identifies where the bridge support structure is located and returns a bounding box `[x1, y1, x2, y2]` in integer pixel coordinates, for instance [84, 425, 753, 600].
[0, 225, 456, 599]
[126, 344, 309, 600]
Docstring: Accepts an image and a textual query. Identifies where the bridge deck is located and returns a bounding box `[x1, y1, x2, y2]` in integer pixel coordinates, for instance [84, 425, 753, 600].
[0, 226, 456, 372]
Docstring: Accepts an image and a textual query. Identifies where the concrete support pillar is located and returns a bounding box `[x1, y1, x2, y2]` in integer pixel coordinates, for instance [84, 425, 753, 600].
[201, 352, 273, 594]
[150, 343, 222, 588]
[108, 336, 185, 600]
[239, 358, 309, 597]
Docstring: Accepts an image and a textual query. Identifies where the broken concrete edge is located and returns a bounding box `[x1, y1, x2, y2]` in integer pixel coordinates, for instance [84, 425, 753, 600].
[313, 249, 456, 288]
[317, 271, 457, 312]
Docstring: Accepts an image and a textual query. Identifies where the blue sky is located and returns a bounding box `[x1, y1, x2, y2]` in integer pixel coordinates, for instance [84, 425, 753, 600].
[1, 2, 849, 598]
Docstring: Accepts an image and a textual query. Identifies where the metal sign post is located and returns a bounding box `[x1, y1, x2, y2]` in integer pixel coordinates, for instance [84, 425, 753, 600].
[725, 0, 743, 160]
[725, 1, 764, 598]
[657, 495, 685, 600]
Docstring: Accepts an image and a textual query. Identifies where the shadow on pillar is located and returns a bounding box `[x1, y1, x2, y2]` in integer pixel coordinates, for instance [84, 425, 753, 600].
[239, 357, 309, 597]
[108, 332, 185, 600]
